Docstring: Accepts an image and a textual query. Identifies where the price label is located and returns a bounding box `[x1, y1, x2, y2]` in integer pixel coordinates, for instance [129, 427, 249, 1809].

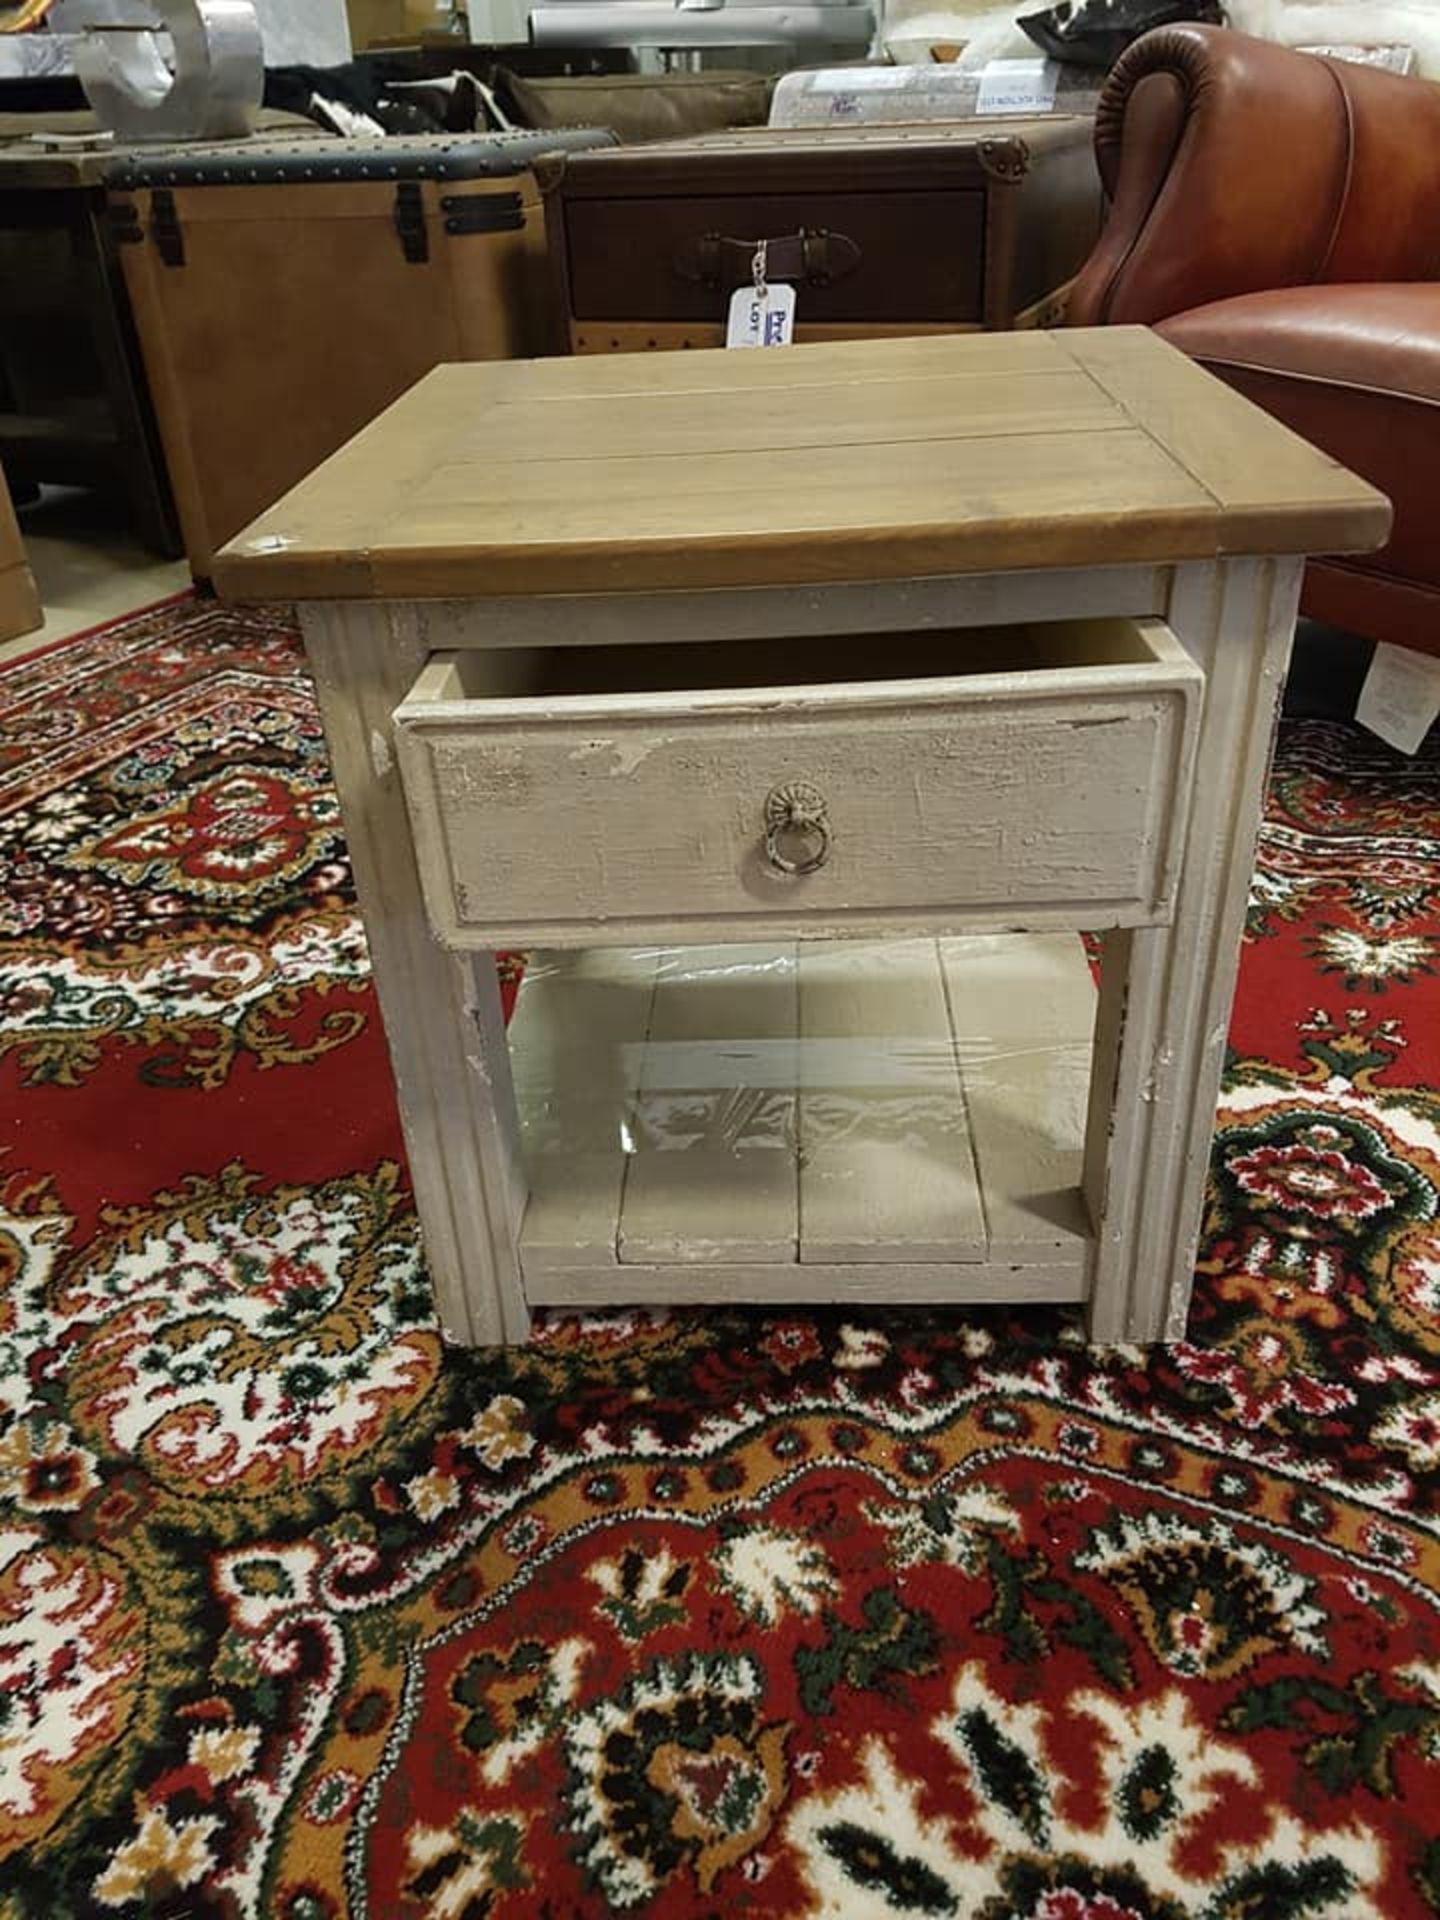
[726, 283, 797, 349]
[828, 66, 908, 87]
[1356, 640, 1440, 755]
[976, 57, 1061, 114]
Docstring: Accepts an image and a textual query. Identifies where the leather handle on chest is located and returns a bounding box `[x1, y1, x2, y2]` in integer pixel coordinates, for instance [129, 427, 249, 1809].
[674, 228, 861, 292]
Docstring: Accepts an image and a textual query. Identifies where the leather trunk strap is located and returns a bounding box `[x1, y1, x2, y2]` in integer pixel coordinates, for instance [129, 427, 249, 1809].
[675, 228, 862, 292]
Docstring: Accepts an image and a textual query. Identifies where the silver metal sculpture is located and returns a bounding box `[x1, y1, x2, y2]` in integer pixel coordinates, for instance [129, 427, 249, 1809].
[49, 0, 263, 141]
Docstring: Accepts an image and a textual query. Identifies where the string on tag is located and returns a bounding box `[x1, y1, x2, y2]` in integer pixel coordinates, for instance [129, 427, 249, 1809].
[752, 239, 768, 302]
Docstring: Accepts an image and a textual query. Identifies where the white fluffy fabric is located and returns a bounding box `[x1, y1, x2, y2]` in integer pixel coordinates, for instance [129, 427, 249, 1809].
[880, 0, 1440, 77]
[1228, 0, 1440, 76]
[881, 0, 1032, 66]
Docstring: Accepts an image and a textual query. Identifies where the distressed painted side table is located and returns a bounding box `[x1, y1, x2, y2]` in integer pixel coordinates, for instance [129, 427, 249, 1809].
[215, 330, 1388, 1346]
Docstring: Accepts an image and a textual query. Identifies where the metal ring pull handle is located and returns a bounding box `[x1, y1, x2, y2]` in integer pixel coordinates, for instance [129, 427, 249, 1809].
[764, 781, 832, 876]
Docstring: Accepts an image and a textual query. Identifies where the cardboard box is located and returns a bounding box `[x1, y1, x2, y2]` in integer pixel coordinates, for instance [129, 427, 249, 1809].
[0, 470, 41, 647]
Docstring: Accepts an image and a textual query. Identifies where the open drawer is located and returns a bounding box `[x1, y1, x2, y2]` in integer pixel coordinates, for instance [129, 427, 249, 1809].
[392, 618, 1202, 950]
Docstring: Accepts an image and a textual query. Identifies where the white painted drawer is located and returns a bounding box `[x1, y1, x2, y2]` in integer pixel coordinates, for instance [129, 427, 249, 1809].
[392, 620, 1201, 949]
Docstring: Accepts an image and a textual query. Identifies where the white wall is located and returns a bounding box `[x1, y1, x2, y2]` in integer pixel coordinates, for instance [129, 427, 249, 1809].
[249, 0, 352, 65]
[878, 0, 1028, 66]
[879, 0, 1440, 78]
[1227, 0, 1440, 75]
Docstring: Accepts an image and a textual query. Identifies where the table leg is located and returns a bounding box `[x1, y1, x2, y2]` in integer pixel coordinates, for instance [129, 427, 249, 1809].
[1084, 556, 1304, 1344]
[302, 602, 530, 1346]
[74, 194, 183, 560]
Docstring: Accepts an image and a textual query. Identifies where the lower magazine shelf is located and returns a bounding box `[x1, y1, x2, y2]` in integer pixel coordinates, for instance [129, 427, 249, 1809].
[509, 933, 1101, 1307]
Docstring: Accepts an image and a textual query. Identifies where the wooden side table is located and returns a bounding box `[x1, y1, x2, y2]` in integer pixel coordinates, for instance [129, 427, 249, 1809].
[215, 329, 1388, 1346]
[0, 123, 181, 558]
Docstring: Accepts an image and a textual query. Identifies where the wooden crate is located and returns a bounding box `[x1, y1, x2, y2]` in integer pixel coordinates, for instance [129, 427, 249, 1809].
[108, 130, 612, 579]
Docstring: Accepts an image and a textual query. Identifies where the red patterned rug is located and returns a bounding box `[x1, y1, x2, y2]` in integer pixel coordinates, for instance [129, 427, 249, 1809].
[2, 597, 1439, 1920]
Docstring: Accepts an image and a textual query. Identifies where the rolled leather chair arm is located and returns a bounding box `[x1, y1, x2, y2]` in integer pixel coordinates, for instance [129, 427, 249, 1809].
[1068, 24, 1440, 327]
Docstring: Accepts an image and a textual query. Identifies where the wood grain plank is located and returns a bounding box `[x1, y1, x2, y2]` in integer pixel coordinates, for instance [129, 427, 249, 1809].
[394, 656, 1195, 948]
[215, 331, 1386, 603]
[329, 431, 1211, 599]
[399, 566, 1170, 653]
[797, 940, 986, 1264]
[214, 365, 511, 599]
[300, 603, 529, 1345]
[526, 1258, 1088, 1307]
[511, 948, 657, 1272]
[940, 932, 1097, 1264]
[457, 330, 1075, 399]
[1061, 328, 1392, 559]
[1086, 557, 1308, 1342]
[617, 1152, 799, 1267]
[620, 944, 799, 1265]
[465, 368, 1119, 465]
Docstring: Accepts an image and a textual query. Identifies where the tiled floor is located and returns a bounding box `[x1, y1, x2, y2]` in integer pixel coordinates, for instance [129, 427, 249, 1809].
[2, 488, 189, 667]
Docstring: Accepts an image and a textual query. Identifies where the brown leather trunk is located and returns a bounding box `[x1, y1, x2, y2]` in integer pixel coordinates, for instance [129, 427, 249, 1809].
[0, 465, 41, 647]
[107, 131, 613, 580]
[499, 68, 774, 143]
[541, 120, 1101, 353]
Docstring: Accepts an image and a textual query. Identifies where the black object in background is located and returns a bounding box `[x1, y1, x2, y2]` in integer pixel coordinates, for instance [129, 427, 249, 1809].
[1017, 0, 1224, 68]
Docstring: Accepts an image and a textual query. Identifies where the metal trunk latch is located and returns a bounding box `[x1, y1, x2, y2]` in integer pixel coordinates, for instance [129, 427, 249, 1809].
[394, 182, 428, 264]
[151, 188, 185, 267]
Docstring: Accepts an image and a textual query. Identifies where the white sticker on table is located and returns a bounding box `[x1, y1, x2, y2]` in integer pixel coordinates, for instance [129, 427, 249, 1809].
[824, 65, 909, 87]
[975, 57, 1061, 114]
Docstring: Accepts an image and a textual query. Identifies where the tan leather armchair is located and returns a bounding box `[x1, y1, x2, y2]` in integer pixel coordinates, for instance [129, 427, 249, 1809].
[1069, 25, 1440, 658]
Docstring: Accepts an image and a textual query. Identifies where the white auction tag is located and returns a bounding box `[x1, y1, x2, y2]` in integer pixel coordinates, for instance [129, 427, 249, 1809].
[726, 283, 796, 349]
[975, 56, 1061, 114]
[826, 65, 909, 87]
[1355, 640, 1440, 755]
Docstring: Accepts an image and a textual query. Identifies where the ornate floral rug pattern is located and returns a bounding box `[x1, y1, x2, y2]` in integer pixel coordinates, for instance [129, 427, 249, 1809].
[2, 599, 1439, 1919]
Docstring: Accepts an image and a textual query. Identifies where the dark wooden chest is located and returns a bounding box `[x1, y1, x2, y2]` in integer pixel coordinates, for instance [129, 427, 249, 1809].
[542, 119, 1102, 353]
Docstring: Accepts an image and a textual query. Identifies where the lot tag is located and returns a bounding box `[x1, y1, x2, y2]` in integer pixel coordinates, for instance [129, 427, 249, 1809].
[1356, 641, 1440, 755]
[726, 283, 797, 348]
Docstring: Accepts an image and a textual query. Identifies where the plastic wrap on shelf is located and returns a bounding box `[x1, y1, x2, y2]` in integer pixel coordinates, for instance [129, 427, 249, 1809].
[508, 934, 1100, 1273]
